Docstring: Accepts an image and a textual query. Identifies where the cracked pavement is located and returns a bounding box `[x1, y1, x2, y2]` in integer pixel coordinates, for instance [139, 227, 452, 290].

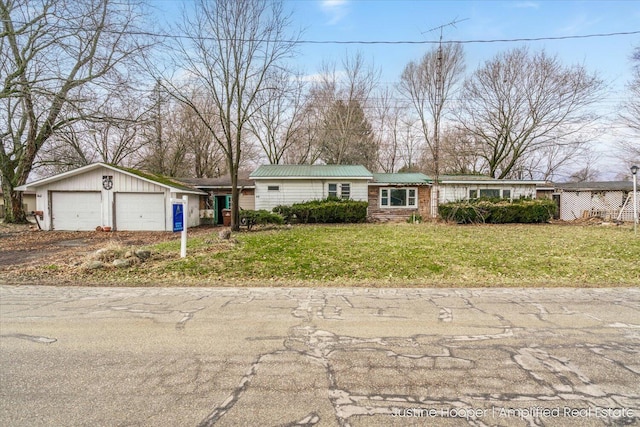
[0, 286, 638, 426]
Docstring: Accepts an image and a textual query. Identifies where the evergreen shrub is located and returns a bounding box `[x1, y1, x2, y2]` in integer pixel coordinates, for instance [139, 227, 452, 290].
[273, 197, 368, 224]
[438, 198, 556, 224]
[239, 210, 284, 230]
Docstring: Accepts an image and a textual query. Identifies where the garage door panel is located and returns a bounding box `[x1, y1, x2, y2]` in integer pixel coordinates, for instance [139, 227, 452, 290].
[115, 193, 165, 231]
[52, 192, 102, 231]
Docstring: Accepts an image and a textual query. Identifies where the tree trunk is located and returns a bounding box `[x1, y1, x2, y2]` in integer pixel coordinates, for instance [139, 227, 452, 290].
[1, 180, 28, 224]
[230, 173, 240, 232]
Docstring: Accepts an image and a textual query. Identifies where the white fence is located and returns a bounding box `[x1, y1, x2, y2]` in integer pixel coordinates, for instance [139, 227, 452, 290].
[559, 190, 639, 222]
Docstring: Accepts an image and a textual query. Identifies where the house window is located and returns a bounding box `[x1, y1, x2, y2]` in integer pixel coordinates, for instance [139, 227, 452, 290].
[328, 183, 338, 198]
[341, 183, 350, 199]
[479, 189, 501, 198]
[503, 189, 511, 199]
[469, 189, 478, 199]
[380, 188, 418, 208]
[328, 183, 350, 199]
[267, 185, 280, 191]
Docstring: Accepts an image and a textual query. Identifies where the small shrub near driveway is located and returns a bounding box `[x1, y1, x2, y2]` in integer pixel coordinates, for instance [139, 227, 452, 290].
[239, 210, 284, 230]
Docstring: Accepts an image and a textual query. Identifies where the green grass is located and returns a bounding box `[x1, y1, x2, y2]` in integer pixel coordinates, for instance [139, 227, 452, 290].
[135, 223, 640, 287]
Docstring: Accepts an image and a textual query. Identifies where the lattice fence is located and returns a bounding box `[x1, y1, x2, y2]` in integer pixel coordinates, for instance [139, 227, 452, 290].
[560, 190, 639, 222]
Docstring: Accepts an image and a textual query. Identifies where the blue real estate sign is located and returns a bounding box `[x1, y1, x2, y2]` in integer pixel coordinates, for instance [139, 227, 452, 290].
[172, 203, 184, 232]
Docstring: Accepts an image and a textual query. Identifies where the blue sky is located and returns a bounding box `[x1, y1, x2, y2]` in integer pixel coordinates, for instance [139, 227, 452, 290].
[294, 1, 639, 91]
[152, 0, 640, 177]
[153, 0, 639, 112]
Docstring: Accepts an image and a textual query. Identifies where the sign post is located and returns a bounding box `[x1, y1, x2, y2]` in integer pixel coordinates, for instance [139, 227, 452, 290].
[171, 196, 188, 258]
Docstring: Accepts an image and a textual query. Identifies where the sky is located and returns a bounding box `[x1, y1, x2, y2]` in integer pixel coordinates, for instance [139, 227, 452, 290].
[151, 0, 640, 178]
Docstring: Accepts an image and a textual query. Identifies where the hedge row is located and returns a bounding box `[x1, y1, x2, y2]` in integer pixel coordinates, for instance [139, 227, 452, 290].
[438, 198, 557, 224]
[273, 198, 368, 224]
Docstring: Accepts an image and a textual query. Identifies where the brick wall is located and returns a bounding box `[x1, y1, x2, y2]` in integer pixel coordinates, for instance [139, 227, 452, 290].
[367, 186, 431, 222]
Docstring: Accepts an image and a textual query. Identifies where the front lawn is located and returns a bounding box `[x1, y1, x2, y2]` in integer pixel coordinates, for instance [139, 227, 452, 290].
[98, 223, 640, 287]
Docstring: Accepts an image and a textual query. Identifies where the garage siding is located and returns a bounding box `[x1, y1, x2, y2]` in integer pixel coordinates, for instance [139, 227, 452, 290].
[22, 164, 204, 231]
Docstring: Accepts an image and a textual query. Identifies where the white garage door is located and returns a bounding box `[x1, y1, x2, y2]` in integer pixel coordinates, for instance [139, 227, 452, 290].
[51, 192, 102, 231]
[115, 193, 165, 231]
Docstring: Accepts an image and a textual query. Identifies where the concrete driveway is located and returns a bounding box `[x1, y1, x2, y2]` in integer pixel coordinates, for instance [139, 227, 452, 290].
[0, 286, 638, 426]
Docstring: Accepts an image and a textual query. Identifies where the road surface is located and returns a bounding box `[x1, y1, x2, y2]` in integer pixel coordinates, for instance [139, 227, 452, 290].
[1, 286, 639, 426]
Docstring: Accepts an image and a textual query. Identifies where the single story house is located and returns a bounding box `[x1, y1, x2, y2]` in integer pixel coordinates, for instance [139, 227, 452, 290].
[368, 173, 431, 221]
[15, 163, 205, 231]
[250, 164, 373, 212]
[179, 175, 255, 226]
[554, 181, 638, 222]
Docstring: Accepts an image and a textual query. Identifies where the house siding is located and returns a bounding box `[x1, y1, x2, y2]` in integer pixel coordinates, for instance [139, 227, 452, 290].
[254, 179, 368, 211]
[367, 186, 431, 222]
[439, 183, 537, 203]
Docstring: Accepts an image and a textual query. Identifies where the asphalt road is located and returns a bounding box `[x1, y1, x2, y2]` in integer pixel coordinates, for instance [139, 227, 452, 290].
[0, 286, 639, 427]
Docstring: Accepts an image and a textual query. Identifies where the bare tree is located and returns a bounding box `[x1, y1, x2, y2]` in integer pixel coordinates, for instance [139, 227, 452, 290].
[617, 46, 640, 167]
[399, 43, 465, 177]
[37, 90, 151, 174]
[307, 53, 380, 169]
[281, 101, 324, 165]
[248, 69, 308, 164]
[517, 143, 595, 181]
[158, 0, 297, 230]
[139, 83, 191, 177]
[438, 127, 483, 175]
[458, 47, 603, 179]
[0, 0, 149, 223]
[372, 88, 402, 173]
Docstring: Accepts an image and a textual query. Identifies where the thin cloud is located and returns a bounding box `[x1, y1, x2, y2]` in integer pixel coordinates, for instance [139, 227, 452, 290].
[320, 0, 348, 25]
[511, 1, 540, 9]
[557, 14, 602, 36]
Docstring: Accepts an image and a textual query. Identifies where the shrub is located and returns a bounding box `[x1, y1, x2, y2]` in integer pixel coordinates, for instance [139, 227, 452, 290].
[407, 213, 423, 224]
[239, 210, 284, 230]
[273, 198, 368, 224]
[438, 198, 556, 224]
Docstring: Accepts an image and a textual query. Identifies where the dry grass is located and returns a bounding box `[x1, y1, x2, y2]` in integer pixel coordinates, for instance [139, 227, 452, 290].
[6, 222, 636, 287]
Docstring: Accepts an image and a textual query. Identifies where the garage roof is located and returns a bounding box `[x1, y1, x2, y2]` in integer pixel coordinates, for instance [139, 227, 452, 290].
[15, 163, 206, 195]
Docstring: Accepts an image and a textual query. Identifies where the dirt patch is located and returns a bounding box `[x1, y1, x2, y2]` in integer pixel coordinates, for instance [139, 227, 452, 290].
[0, 223, 216, 268]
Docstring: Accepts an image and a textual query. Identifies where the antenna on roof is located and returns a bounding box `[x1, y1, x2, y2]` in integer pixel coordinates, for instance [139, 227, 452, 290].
[421, 18, 468, 217]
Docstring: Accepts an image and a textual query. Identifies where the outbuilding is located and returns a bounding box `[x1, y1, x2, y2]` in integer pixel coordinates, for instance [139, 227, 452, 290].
[554, 181, 637, 222]
[15, 163, 205, 231]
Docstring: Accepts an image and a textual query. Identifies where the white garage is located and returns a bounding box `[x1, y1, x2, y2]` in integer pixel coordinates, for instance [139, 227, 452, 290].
[115, 193, 165, 231]
[51, 192, 102, 231]
[16, 163, 205, 231]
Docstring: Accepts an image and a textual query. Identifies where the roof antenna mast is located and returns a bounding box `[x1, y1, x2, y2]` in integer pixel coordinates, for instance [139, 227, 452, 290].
[422, 18, 467, 217]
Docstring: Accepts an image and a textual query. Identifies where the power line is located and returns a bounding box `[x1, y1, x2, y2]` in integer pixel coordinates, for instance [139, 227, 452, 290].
[134, 29, 640, 44]
[310, 30, 640, 45]
[5, 21, 640, 45]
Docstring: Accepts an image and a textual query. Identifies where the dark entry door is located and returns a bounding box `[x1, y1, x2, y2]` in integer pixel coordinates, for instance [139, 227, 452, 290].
[214, 195, 232, 225]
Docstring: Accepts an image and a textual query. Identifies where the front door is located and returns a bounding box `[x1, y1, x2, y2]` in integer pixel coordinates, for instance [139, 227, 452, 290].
[213, 195, 232, 225]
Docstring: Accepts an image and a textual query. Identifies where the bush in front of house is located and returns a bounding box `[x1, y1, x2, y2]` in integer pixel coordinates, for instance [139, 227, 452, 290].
[273, 197, 368, 224]
[438, 198, 556, 224]
[239, 210, 284, 230]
